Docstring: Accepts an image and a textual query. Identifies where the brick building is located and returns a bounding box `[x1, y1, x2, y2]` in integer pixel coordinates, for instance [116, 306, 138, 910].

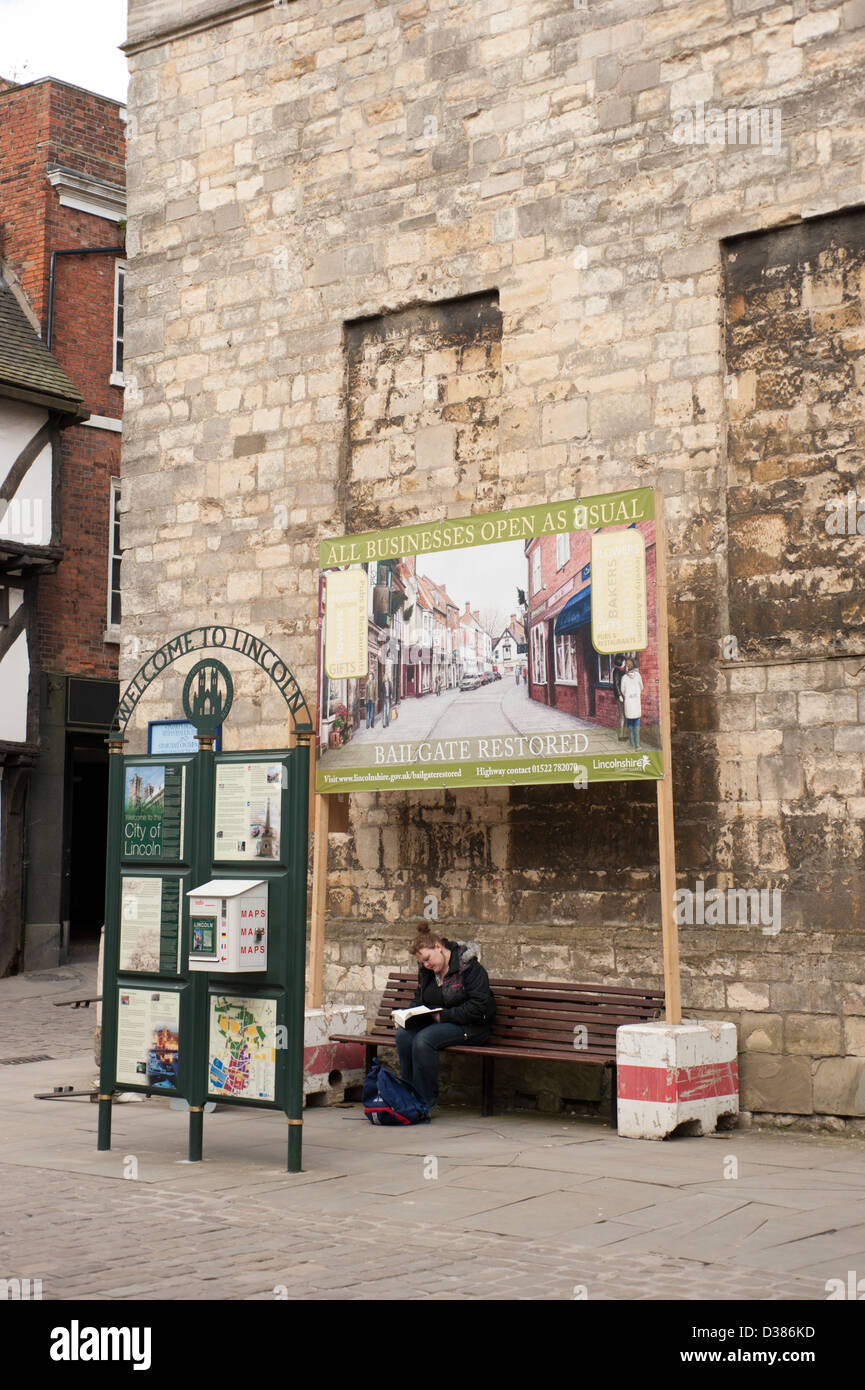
[120, 0, 865, 1124]
[0, 77, 126, 971]
[525, 522, 660, 742]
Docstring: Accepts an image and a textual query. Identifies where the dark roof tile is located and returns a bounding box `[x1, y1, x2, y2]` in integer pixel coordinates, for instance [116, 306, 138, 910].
[0, 279, 84, 409]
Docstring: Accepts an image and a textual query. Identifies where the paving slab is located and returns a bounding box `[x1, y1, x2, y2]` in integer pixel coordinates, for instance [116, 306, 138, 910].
[574, 1176, 687, 1212]
[614, 1191, 749, 1231]
[733, 1225, 865, 1274]
[461, 1189, 647, 1239]
[445, 1163, 586, 1197]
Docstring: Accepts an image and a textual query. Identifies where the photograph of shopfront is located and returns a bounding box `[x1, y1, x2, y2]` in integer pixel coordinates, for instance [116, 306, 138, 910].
[319, 552, 493, 759]
[526, 521, 660, 747]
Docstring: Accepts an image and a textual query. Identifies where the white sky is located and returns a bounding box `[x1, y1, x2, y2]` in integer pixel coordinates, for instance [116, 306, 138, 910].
[1, 0, 129, 102]
[418, 540, 528, 633]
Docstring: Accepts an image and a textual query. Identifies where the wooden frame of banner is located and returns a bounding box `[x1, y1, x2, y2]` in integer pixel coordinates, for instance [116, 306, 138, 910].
[652, 488, 682, 1025]
[307, 741, 349, 1009]
[306, 490, 681, 1021]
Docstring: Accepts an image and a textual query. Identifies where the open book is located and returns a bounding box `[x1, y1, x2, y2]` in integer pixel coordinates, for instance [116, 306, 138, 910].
[392, 1005, 439, 1031]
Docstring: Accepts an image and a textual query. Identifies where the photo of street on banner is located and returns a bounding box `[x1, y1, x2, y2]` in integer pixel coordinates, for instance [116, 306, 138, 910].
[316, 487, 661, 794]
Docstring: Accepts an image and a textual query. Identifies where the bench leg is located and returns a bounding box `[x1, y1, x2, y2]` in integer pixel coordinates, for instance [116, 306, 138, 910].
[481, 1057, 495, 1117]
[365, 1043, 378, 1071]
[609, 1063, 618, 1132]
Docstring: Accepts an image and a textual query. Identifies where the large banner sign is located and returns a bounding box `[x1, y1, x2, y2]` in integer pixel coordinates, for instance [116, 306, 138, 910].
[316, 487, 662, 793]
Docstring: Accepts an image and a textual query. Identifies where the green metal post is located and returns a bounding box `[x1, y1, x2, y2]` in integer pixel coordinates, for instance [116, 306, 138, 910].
[97, 737, 125, 1150]
[286, 735, 311, 1172]
[188, 734, 216, 1161]
[188, 1107, 204, 1161]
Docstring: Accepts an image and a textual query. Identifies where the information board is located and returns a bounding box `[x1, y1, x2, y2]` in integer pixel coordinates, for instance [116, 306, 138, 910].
[213, 760, 282, 861]
[116, 986, 180, 1091]
[148, 720, 221, 754]
[119, 875, 182, 974]
[123, 763, 185, 860]
[100, 641, 314, 1172]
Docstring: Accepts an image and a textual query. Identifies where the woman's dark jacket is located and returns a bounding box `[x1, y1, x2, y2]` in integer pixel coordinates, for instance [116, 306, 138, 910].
[411, 939, 496, 1028]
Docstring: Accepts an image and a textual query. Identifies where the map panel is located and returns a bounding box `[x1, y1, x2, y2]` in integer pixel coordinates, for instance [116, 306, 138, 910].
[208, 994, 277, 1102]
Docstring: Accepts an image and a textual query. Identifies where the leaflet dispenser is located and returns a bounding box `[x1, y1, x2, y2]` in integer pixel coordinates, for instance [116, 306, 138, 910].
[187, 879, 268, 973]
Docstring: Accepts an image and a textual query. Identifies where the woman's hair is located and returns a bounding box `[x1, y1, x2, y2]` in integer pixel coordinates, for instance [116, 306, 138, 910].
[408, 924, 445, 957]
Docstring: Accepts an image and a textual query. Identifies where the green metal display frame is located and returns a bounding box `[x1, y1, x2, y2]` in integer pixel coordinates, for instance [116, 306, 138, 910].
[98, 631, 313, 1171]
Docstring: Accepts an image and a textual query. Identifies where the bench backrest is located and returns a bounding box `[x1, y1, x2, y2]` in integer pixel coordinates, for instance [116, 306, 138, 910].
[375, 972, 665, 1062]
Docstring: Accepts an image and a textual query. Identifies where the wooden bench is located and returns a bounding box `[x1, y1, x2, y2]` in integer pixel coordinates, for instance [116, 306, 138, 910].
[331, 972, 665, 1128]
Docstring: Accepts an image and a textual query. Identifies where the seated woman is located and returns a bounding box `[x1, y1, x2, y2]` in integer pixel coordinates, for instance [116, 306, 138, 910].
[395, 926, 495, 1111]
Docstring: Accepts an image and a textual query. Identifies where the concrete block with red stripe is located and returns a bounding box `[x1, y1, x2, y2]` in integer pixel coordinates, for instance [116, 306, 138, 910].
[304, 1005, 366, 1101]
[616, 1020, 738, 1139]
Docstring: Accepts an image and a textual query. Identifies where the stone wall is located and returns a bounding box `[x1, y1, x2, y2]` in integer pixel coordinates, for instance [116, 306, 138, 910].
[123, 0, 865, 1120]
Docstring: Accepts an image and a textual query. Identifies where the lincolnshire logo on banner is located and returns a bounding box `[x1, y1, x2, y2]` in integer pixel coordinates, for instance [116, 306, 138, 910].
[316, 487, 661, 793]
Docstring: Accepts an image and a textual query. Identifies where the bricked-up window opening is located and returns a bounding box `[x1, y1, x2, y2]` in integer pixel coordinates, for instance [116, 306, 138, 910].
[723, 209, 865, 660]
[108, 479, 121, 629]
[344, 292, 502, 536]
[111, 262, 125, 384]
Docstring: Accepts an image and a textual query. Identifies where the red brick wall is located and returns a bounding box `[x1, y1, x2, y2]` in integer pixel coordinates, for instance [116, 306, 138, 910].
[37, 426, 118, 674]
[0, 79, 125, 679]
[0, 84, 52, 309]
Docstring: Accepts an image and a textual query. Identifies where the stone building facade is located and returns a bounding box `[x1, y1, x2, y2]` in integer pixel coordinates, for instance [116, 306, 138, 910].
[121, 0, 865, 1123]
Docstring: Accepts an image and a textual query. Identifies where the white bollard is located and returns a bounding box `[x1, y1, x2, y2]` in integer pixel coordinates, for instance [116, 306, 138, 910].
[303, 1005, 366, 1101]
[616, 1019, 738, 1139]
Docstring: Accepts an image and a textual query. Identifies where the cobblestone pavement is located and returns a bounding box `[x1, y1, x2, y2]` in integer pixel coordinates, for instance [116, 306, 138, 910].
[0, 946, 98, 1063]
[1, 953, 863, 1304]
[0, 1157, 823, 1301]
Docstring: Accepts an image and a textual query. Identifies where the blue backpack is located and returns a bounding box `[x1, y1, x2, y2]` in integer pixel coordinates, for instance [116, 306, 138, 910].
[363, 1059, 430, 1125]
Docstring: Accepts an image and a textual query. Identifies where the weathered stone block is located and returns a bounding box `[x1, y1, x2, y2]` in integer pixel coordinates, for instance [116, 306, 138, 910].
[740, 1054, 813, 1114]
[541, 398, 587, 443]
[757, 755, 804, 801]
[739, 1012, 783, 1052]
[588, 391, 651, 437]
[728, 981, 771, 1011]
[784, 1014, 842, 1056]
[812, 1057, 865, 1115]
[798, 691, 859, 726]
[755, 692, 798, 728]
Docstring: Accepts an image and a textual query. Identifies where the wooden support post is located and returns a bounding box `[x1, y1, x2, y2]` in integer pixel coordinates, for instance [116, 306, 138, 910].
[653, 487, 682, 1026]
[307, 743, 329, 1009]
